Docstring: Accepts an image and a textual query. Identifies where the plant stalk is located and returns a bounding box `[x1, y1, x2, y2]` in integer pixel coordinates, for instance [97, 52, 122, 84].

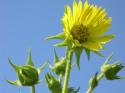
[97, 73, 104, 81]
[62, 46, 73, 93]
[86, 87, 93, 93]
[31, 85, 35, 93]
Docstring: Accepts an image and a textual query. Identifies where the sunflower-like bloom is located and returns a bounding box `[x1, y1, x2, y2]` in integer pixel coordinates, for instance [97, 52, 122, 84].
[48, 0, 115, 52]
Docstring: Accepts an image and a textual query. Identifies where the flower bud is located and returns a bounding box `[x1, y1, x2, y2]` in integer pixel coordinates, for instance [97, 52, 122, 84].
[45, 73, 62, 93]
[7, 49, 47, 86]
[49, 49, 66, 76]
[53, 57, 66, 75]
[18, 65, 39, 86]
[88, 72, 98, 91]
[101, 63, 125, 80]
[101, 53, 125, 80]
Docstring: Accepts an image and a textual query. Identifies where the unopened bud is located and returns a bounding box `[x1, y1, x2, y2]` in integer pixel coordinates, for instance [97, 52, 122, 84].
[53, 57, 66, 75]
[7, 49, 47, 86]
[101, 53, 125, 80]
[18, 65, 39, 86]
[101, 63, 125, 80]
[88, 72, 98, 90]
[45, 73, 62, 93]
[49, 49, 67, 75]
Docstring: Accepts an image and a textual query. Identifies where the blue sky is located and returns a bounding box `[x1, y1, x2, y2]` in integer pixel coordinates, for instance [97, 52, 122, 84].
[0, 0, 125, 93]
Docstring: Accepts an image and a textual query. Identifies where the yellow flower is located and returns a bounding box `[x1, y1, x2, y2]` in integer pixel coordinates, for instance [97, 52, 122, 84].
[48, 0, 115, 52]
[47, 0, 115, 67]
[62, 0, 115, 51]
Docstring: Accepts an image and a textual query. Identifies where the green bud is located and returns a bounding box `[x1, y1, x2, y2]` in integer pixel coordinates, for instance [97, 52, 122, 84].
[101, 63, 125, 80]
[49, 49, 66, 75]
[88, 72, 98, 91]
[101, 53, 125, 80]
[7, 49, 47, 86]
[53, 57, 66, 75]
[18, 65, 39, 86]
[45, 73, 62, 93]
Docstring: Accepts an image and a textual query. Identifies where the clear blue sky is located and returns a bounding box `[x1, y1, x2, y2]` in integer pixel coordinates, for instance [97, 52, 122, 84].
[0, 0, 125, 93]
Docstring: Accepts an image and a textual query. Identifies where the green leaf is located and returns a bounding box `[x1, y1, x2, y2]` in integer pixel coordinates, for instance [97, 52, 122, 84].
[89, 72, 98, 90]
[6, 80, 22, 86]
[104, 52, 114, 65]
[48, 62, 54, 70]
[54, 48, 59, 63]
[74, 47, 83, 70]
[47, 32, 65, 40]
[8, 58, 20, 73]
[85, 49, 90, 60]
[54, 39, 69, 47]
[93, 51, 104, 57]
[37, 62, 48, 75]
[26, 48, 34, 66]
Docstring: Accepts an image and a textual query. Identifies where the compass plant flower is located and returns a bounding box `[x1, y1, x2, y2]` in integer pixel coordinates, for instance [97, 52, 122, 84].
[47, 0, 115, 68]
[7, 49, 47, 86]
[48, 0, 115, 51]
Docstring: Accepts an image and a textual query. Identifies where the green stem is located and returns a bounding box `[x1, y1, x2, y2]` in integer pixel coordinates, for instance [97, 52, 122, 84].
[97, 73, 104, 81]
[31, 85, 35, 93]
[62, 46, 73, 93]
[86, 73, 104, 93]
[86, 87, 93, 93]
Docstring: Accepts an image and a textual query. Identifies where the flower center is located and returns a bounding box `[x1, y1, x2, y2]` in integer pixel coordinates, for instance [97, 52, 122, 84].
[71, 24, 89, 43]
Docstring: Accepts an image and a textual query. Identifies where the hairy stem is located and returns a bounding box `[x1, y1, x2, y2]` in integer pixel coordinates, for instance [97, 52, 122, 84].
[62, 46, 73, 93]
[31, 85, 35, 93]
[86, 87, 93, 93]
[97, 73, 104, 81]
[86, 73, 104, 93]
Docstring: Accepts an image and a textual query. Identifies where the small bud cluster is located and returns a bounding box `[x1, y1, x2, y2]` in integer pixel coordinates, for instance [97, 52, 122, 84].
[87, 53, 125, 93]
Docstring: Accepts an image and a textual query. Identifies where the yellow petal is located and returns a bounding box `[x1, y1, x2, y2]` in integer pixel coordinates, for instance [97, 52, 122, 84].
[80, 0, 91, 23]
[90, 35, 115, 44]
[65, 5, 72, 17]
[91, 8, 107, 25]
[82, 41, 102, 51]
[90, 17, 112, 37]
[65, 5, 74, 29]
[78, 0, 82, 9]
[87, 6, 102, 25]
[72, 0, 82, 24]
[62, 5, 74, 34]
[73, 0, 78, 22]
[84, 4, 94, 25]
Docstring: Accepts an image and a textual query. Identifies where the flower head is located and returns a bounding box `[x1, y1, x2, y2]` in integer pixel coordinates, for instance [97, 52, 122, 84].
[48, 0, 115, 52]
[63, 0, 115, 51]
[47, 0, 115, 68]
